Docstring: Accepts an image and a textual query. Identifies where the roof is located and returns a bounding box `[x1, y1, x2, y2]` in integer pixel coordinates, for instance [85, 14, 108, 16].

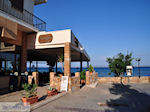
[34, 0, 47, 5]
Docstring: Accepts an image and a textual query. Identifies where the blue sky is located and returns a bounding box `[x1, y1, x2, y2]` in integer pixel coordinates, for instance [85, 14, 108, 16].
[34, 0, 150, 67]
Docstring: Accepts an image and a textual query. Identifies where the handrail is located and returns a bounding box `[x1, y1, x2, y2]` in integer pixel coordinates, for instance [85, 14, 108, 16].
[0, 0, 46, 31]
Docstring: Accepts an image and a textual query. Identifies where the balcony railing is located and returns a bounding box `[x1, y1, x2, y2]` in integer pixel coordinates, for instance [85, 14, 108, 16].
[0, 0, 46, 31]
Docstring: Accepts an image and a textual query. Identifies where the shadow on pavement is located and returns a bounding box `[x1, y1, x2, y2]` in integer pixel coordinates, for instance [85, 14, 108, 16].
[105, 83, 150, 112]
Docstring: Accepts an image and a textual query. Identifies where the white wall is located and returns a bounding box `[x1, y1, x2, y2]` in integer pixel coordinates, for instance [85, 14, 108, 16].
[35, 29, 72, 49]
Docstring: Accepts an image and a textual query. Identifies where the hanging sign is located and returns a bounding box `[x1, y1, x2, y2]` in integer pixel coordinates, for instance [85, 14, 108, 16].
[60, 76, 68, 92]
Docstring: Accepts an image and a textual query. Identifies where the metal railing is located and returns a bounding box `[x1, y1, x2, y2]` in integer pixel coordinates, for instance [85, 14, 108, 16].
[0, 0, 46, 31]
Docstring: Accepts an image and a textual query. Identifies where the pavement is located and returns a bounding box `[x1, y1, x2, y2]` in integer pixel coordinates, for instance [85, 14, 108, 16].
[0, 85, 49, 102]
[32, 83, 150, 112]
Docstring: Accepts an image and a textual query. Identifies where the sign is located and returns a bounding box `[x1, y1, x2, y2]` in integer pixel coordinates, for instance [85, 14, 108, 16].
[38, 34, 53, 43]
[126, 66, 133, 76]
[60, 76, 68, 92]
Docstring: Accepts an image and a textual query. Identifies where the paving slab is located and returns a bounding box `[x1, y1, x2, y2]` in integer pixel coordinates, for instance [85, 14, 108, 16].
[32, 83, 150, 112]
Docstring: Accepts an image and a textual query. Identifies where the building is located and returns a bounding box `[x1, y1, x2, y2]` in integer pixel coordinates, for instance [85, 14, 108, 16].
[0, 0, 90, 92]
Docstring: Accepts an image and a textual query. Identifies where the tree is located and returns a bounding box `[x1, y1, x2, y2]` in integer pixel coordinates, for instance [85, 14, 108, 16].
[106, 52, 133, 77]
[57, 55, 64, 72]
[47, 58, 56, 72]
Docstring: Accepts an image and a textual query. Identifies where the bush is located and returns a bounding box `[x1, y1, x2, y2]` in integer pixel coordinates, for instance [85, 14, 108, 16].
[80, 70, 86, 80]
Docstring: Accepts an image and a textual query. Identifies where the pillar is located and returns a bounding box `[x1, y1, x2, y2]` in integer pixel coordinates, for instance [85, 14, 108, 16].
[87, 61, 89, 69]
[86, 71, 90, 85]
[64, 42, 71, 76]
[50, 72, 55, 87]
[36, 61, 38, 72]
[32, 72, 39, 85]
[75, 72, 80, 89]
[64, 42, 71, 91]
[0, 60, 2, 72]
[80, 52, 83, 72]
[21, 33, 27, 72]
[4, 60, 6, 71]
[29, 61, 32, 72]
[28, 76, 33, 84]
[14, 49, 16, 71]
[56, 61, 57, 73]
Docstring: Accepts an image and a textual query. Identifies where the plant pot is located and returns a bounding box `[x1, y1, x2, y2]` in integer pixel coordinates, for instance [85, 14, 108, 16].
[81, 80, 85, 84]
[47, 89, 58, 96]
[47, 90, 53, 96]
[52, 89, 58, 95]
[90, 72, 93, 75]
[22, 96, 38, 104]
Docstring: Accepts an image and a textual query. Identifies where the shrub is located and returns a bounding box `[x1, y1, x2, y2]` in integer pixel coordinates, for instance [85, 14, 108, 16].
[80, 70, 86, 80]
[88, 65, 95, 73]
[48, 86, 53, 91]
[24, 83, 37, 98]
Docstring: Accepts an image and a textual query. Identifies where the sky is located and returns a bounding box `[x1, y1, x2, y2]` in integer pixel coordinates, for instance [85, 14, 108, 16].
[33, 0, 150, 67]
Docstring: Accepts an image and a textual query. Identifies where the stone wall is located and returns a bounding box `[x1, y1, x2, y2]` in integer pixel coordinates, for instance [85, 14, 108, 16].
[50, 72, 80, 92]
[86, 71, 98, 85]
[50, 72, 61, 91]
[98, 76, 150, 84]
[71, 72, 80, 91]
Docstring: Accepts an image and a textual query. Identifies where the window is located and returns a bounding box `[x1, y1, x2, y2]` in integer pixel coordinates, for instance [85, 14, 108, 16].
[9, 0, 24, 12]
[0, 41, 21, 76]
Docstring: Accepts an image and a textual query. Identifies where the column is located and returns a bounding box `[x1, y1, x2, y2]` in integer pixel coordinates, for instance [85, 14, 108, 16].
[4, 60, 6, 71]
[32, 72, 39, 85]
[56, 61, 57, 73]
[87, 61, 89, 69]
[80, 52, 83, 72]
[64, 42, 71, 76]
[21, 33, 27, 72]
[0, 60, 2, 72]
[29, 61, 32, 72]
[36, 61, 38, 72]
[64, 42, 71, 91]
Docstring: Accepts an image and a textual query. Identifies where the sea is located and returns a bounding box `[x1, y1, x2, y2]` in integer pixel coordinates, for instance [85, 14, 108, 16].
[27, 67, 150, 77]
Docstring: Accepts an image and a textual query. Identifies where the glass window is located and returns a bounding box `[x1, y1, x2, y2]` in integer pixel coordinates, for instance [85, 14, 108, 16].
[0, 41, 21, 76]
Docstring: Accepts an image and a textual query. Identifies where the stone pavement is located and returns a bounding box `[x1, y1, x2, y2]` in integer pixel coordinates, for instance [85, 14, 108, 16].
[0, 85, 49, 102]
[32, 83, 150, 112]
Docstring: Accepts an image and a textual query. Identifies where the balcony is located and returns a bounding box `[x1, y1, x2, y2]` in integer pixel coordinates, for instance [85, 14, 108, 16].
[0, 0, 46, 31]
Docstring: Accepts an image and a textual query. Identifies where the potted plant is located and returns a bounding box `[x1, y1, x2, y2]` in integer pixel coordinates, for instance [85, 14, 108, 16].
[80, 70, 86, 84]
[22, 83, 38, 104]
[52, 88, 58, 95]
[47, 86, 53, 96]
[47, 86, 58, 96]
[88, 64, 95, 74]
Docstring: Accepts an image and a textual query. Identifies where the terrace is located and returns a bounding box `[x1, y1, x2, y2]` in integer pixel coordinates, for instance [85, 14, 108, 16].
[0, 0, 46, 31]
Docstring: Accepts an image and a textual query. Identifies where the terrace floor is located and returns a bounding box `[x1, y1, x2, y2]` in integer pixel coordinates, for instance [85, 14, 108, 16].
[32, 83, 150, 112]
[0, 84, 49, 102]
